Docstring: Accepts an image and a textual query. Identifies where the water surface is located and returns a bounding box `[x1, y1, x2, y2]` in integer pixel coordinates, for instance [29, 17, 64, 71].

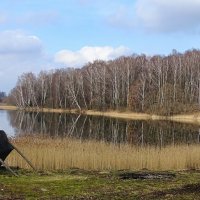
[1, 110, 200, 146]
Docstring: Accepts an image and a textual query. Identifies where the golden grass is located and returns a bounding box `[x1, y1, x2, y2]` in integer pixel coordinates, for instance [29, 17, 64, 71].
[6, 137, 200, 171]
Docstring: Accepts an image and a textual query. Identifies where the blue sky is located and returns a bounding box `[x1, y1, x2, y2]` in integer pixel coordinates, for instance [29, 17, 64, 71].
[1, 0, 200, 93]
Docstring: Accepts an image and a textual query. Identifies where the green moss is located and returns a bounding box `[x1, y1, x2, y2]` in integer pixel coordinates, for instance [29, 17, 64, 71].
[0, 169, 200, 199]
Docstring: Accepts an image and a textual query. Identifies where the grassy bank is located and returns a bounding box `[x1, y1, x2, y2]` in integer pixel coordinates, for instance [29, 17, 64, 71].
[6, 137, 200, 171]
[168, 113, 200, 124]
[0, 168, 200, 199]
[0, 104, 162, 120]
[0, 104, 17, 111]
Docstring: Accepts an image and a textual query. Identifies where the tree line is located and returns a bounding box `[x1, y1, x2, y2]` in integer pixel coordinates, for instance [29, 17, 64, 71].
[8, 49, 200, 115]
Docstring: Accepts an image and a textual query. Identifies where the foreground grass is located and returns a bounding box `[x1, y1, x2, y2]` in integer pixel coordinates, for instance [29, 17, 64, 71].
[6, 137, 200, 171]
[0, 168, 200, 200]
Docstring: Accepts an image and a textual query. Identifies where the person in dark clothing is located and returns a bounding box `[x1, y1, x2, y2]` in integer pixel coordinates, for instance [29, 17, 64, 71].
[0, 130, 35, 176]
[0, 130, 14, 161]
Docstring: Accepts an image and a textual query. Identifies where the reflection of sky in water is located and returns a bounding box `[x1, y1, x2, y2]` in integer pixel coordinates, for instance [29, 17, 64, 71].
[0, 110, 15, 137]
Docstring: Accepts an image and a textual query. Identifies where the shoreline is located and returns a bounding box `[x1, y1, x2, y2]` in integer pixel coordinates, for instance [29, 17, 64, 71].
[1, 105, 200, 124]
[0, 105, 167, 120]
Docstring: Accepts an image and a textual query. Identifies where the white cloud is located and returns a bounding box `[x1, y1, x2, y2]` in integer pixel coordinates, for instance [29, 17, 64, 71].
[54, 46, 130, 67]
[135, 0, 200, 33]
[0, 30, 51, 93]
[107, 0, 200, 33]
[0, 30, 43, 54]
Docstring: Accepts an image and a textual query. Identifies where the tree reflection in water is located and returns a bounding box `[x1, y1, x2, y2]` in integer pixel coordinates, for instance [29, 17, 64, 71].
[6, 110, 200, 147]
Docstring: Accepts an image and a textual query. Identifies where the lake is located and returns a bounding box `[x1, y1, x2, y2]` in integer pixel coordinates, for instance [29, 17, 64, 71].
[1, 110, 200, 147]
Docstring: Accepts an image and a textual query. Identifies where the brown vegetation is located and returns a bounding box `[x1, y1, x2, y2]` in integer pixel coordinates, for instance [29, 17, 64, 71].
[6, 136, 200, 171]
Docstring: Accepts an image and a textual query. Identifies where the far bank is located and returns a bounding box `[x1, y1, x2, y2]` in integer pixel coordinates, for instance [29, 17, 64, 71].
[1, 104, 200, 124]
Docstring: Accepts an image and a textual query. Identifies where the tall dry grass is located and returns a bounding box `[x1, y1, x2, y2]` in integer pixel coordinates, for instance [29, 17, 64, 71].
[6, 136, 200, 171]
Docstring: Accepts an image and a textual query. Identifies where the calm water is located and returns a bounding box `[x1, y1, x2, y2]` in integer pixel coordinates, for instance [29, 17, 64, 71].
[1, 110, 200, 146]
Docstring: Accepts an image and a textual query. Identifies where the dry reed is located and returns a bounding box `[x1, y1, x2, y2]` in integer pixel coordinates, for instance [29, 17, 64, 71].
[6, 136, 200, 171]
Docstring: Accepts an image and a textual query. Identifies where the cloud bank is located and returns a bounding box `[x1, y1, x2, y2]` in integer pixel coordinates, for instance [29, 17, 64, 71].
[54, 46, 130, 67]
[0, 30, 50, 93]
[0, 30, 43, 54]
[136, 0, 200, 33]
[108, 0, 200, 33]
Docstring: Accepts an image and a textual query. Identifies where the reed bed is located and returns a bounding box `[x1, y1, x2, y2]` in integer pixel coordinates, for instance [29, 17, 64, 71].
[6, 136, 200, 171]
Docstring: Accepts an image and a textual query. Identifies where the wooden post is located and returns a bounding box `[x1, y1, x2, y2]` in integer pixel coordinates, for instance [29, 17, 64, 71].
[10, 143, 36, 171]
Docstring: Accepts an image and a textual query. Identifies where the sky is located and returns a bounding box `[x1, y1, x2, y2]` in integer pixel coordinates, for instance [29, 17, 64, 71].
[1, 0, 200, 93]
